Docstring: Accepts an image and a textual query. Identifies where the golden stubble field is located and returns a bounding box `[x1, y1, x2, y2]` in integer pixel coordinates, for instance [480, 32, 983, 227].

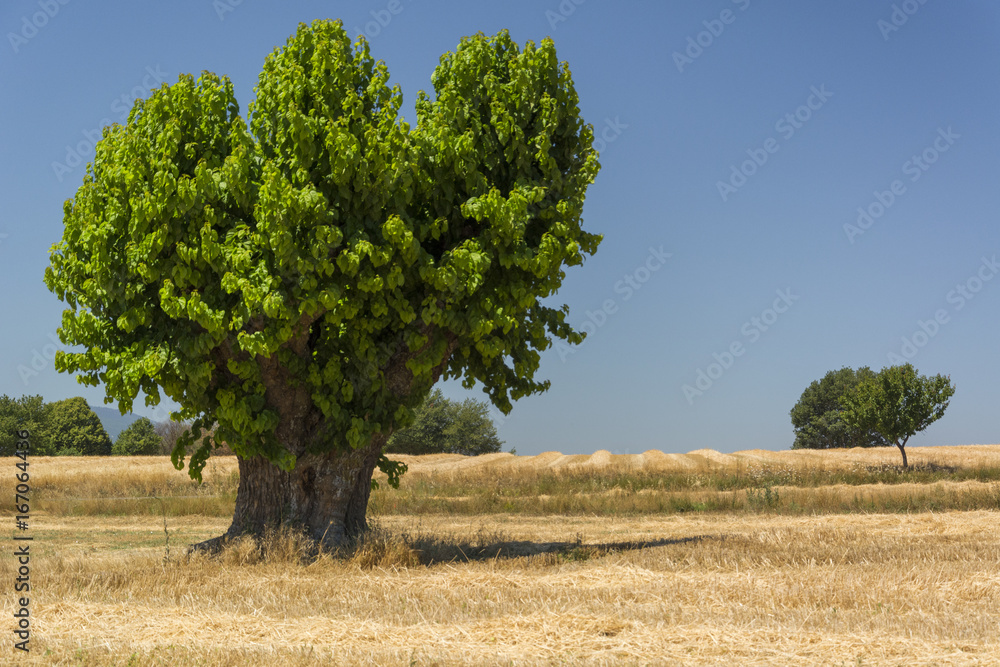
[4, 445, 1000, 665]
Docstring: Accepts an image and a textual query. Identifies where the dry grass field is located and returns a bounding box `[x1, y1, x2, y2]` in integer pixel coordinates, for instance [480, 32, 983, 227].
[4, 445, 1000, 665]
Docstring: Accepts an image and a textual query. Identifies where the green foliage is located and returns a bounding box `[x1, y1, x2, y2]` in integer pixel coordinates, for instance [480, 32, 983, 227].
[47, 397, 113, 456]
[45, 20, 600, 482]
[385, 389, 504, 456]
[790, 367, 888, 449]
[113, 417, 163, 456]
[840, 364, 956, 468]
[372, 454, 408, 491]
[0, 394, 54, 455]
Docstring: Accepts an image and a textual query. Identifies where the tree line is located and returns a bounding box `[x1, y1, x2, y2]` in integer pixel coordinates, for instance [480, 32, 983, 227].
[1, 391, 502, 458]
[0, 395, 161, 456]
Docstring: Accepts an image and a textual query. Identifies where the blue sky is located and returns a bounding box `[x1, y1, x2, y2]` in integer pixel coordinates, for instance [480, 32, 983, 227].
[1, 0, 997, 456]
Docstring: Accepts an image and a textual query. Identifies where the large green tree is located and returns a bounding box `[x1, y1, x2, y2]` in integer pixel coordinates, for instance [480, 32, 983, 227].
[44, 20, 601, 549]
[840, 364, 955, 469]
[385, 389, 504, 456]
[47, 397, 113, 456]
[790, 367, 888, 450]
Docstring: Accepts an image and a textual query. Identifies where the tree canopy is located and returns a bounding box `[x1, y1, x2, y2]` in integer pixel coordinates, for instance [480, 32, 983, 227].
[44, 20, 601, 547]
[790, 367, 888, 450]
[112, 416, 163, 455]
[47, 397, 113, 456]
[385, 389, 504, 456]
[0, 394, 53, 456]
[840, 364, 955, 469]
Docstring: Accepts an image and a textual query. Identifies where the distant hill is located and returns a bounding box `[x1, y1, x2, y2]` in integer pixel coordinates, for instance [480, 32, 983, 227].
[88, 406, 143, 441]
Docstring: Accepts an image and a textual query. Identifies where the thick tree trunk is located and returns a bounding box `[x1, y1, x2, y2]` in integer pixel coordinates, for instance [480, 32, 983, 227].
[206, 434, 386, 551]
[190, 324, 457, 555]
[897, 443, 908, 469]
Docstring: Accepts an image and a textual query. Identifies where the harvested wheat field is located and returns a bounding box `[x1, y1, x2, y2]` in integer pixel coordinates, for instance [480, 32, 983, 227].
[392, 443, 1000, 474]
[4, 445, 1000, 665]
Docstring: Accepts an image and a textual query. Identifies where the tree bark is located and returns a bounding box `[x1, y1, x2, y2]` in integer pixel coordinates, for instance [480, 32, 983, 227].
[897, 443, 908, 469]
[214, 432, 386, 551]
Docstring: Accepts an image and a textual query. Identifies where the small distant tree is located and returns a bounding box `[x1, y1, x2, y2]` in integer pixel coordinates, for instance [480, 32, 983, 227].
[840, 364, 955, 469]
[47, 397, 113, 456]
[790, 367, 887, 450]
[113, 417, 162, 455]
[0, 395, 54, 455]
[449, 396, 505, 456]
[386, 389, 503, 456]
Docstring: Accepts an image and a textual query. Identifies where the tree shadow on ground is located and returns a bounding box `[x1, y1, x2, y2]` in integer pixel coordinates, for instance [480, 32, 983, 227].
[185, 525, 713, 567]
[403, 534, 710, 565]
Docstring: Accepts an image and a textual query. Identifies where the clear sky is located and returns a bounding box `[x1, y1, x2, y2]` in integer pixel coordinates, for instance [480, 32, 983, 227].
[2, 0, 998, 457]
